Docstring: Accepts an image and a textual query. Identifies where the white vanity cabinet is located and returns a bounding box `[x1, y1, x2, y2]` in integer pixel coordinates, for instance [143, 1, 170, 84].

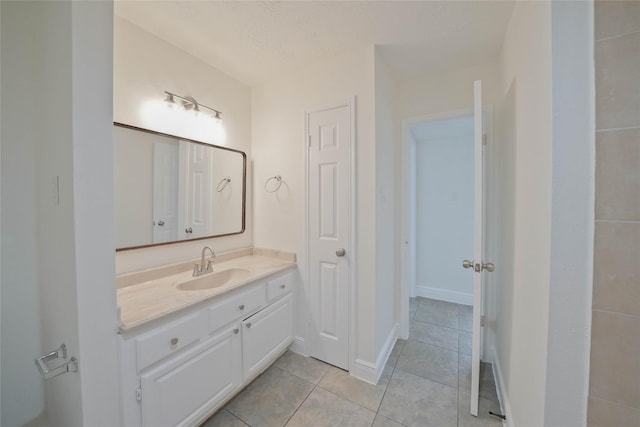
[118, 269, 295, 427]
[140, 324, 242, 427]
[242, 293, 293, 380]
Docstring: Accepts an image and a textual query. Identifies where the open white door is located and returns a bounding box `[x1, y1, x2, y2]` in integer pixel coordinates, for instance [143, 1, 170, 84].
[463, 80, 495, 416]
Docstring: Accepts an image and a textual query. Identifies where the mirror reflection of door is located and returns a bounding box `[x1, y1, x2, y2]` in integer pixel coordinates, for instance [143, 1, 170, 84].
[152, 140, 179, 243]
[180, 141, 212, 239]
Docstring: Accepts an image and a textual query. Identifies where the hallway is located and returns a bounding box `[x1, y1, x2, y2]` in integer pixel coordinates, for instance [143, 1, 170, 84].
[203, 297, 501, 427]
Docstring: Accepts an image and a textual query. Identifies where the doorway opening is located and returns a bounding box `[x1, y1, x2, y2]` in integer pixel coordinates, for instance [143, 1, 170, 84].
[399, 106, 496, 361]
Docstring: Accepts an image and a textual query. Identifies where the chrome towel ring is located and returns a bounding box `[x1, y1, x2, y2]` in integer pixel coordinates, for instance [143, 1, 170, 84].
[265, 175, 282, 193]
[216, 177, 231, 192]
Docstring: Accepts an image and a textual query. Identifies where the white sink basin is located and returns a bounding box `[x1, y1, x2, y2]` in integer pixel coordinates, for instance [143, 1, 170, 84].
[177, 268, 252, 291]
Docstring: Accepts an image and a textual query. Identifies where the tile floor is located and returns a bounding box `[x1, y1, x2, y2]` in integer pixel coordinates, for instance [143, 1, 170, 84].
[202, 297, 503, 427]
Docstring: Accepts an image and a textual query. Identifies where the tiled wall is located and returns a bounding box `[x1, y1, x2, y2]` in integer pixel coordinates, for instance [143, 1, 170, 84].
[588, 1, 640, 425]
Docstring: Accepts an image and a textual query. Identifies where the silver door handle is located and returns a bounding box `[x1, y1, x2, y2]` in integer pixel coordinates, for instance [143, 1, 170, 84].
[157, 220, 165, 226]
[336, 248, 346, 257]
[482, 262, 495, 272]
[462, 260, 473, 269]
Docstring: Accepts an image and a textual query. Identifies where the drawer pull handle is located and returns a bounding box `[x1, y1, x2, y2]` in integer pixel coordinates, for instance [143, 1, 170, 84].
[233, 328, 239, 334]
[170, 337, 179, 346]
[238, 304, 245, 310]
[246, 323, 252, 328]
[280, 284, 286, 289]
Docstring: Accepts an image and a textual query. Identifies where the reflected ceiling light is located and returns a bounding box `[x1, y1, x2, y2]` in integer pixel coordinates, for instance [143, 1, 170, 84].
[164, 92, 176, 107]
[163, 91, 221, 120]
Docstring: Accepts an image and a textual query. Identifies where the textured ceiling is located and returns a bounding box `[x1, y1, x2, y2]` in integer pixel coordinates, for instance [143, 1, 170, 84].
[115, 1, 514, 86]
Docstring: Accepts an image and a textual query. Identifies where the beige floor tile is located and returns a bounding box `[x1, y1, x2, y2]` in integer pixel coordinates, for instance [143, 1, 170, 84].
[318, 366, 388, 411]
[386, 339, 406, 369]
[286, 387, 375, 427]
[274, 351, 330, 384]
[458, 305, 473, 332]
[459, 331, 472, 355]
[415, 300, 459, 329]
[203, 410, 249, 427]
[225, 366, 314, 427]
[397, 340, 458, 387]
[372, 414, 406, 427]
[410, 319, 458, 351]
[379, 368, 457, 427]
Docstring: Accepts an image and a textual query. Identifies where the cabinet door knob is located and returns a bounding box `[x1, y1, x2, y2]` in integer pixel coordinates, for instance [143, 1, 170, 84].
[233, 328, 239, 334]
[246, 323, 252, 328]
[280, 284, 286, 289]
[238, 304, 245, 310]
[170, 337, 179, 346]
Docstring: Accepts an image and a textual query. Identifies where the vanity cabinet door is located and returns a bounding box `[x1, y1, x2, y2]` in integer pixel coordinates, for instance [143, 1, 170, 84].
[140, 324, 242, 427]
[242, 293, 293, 380]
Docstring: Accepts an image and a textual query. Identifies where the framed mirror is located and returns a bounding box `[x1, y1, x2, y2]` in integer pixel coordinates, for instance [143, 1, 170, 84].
[114, 122, 246, 250]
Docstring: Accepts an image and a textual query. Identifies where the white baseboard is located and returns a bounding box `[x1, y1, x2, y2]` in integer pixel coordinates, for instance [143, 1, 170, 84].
[289, 336, 308, 356]
[416, 285, 473, 306]
[351, 358, 378, 385]
[491, 347, 513, 427]
[351, 324, 398, 385]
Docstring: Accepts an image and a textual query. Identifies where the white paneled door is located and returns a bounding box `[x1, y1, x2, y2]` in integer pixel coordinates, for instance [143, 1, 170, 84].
[181, 141, 212, 239]
[308, 104, 352, 370]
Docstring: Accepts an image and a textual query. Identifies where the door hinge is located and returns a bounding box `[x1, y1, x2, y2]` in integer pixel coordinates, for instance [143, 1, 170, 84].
[482, 133, 487, 146]
[481, 314, 486, 327]
[136, 387, 142, 402]
[308, 134, 312, 147]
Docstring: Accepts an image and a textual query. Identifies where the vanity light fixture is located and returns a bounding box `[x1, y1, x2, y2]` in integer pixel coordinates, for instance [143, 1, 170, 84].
[163, 91, 222, 120]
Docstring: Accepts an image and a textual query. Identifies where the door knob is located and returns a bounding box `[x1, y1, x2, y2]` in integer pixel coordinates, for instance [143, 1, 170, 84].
[462, 260, 473, 269]
[336, 248, 346, 257]
[482, 262, 495, 272]
[185, 227, 193, 234]
[157, 220, 165, 226]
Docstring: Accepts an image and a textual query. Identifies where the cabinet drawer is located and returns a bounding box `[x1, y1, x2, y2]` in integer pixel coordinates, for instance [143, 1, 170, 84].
[136, 312, 205, 372]
[141, 324, 242, 427]
[266, 271, 293, 302]
[208, 283, 266, 333]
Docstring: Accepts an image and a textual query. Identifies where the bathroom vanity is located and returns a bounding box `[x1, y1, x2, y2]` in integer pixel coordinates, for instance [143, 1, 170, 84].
[116, 249, 296, 427]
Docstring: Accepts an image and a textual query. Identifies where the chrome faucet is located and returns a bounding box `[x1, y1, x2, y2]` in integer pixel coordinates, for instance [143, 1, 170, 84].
[193, 246, 216, 277]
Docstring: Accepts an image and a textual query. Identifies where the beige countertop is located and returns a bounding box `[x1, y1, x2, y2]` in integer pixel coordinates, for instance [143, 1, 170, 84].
[117, 250, 296, 332]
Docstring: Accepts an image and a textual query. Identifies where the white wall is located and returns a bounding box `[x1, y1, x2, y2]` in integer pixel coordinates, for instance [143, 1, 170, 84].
[114, 16, 253, 273]
[544, 1, 594, 424]
[415, 131, 474, 304]
[374, 53, 397, 360]
[495, 2, 553, 425]
[2, 2, 121, 426]
[1, 3, 46, 424]
[252, 46, 386, 369]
